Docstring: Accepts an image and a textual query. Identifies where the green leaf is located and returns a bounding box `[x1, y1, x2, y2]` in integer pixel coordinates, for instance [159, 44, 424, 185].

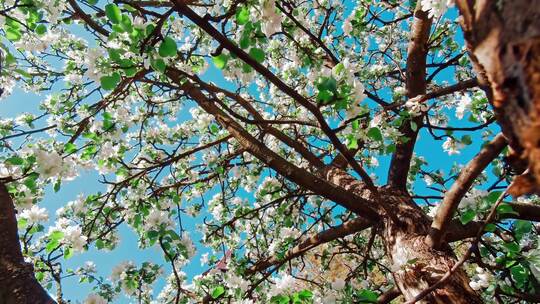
[212, 54, 228, 69]
[146, 230, 159, 239]
[410, 121, 418, 132]
[53, 180, 61, 192]
[497, 204, 519, 215]
[503, 242, 520, 253]
[151, 59, 166, 73]
[461, 135, 472, 145]
[120, 14, 133, 32]
[46, 240, 59, 253]
[6, 27, 21, 41]
[18, 218, 28, 229]
[50, 230, 64, 242]
[240, 33, 250, 49]
[513, 220, 532, 240]
[357, 289, 378, 303]
[158, 37, 177, 57]
[271, 295, 290, 304]
[236, 7, 250, 25]
[35, 272, 45, 281]
[211, 286, 225, 299]
[484, 223, 497, 232]
[108, 49, 122, 62]
[510, 264, 528, 288]
[64, 247, 73, 259]
[347, 134, 358, 149]
[105, 4, 122, 24]
[23, 173, 39, 190]
[459, 209, 475, 225]
[297, 289, 313, 300]
[64, 143, 77, 154]
[5, 156, 24, 165]
[249, 48, 265, 63]
[317, 90, 334, 103]
[316, 77, 337, 92]
[487, 191, 503, 203]
[100, 72, 121, 91]
[367, 127, 383, 142]
[35, 24, 47, 35]
[242, 63, 253, 73]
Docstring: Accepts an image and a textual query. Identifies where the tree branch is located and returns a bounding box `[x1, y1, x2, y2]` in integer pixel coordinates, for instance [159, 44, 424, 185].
[427, 133, 507, 248]
[171, 1, 377, 190]
[246, 217, 373, 274]
[377, 286, 401, 304]
[166, 69, 381, 221]
[386, 2, 432, 190]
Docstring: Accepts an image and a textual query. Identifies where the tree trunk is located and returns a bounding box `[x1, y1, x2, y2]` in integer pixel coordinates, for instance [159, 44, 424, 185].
[380, 188, 482, 303]
[0, 182, 56, 304]
[456, 0, 540, 196]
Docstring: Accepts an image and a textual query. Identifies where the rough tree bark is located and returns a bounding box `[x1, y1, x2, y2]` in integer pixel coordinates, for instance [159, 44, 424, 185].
[382, 2, 484, 302]
[381, 189, 482, 303]
[0, 182, 56, 304]
[456, 0, 540, 196]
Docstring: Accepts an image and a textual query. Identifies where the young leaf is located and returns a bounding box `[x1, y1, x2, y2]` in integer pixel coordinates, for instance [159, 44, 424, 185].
[35, 24, 47, 35]
[357, 289, 378, 303]
[158, 37, 177, 57]
[5, 156, 24, 165]
[211, 286, 225, 299]
[212, 54, 228, 69]
[100, 72, 121, 91]
[249, 48, 265, 63]
[459, 209, 475, 225]
[367, 127, 383, 142]
[105, 4, 122, 24]
[236, 7, 250, 25]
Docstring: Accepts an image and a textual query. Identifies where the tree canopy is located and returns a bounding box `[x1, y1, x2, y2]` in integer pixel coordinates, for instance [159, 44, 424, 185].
[0, 0, 540, 303]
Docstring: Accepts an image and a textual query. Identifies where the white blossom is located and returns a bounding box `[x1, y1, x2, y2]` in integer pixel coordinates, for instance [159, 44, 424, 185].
[331, 278, 346, 290]
[33, 148, 63, 179]
[456, 93, 472, 120]
[442, 137, 462, 155]
[469, 267, 492, 290]
[62, 225, 87, 252]
[84, 293, 107, 304]
[19, 205, 49, 224]
[261, 0, 282, 37]
[421, 0, 454, 18]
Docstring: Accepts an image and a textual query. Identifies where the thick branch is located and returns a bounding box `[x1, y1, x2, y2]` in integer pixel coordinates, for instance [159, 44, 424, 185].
[247, 217, 372, 274]
[445, 203, 540, 242]
[386, 3, 432, 190]
[427, 133, 507, 248]
[0, 182, 56, 304]
[377, 287, 401, 304]
[68, 0, 109, 36]
[171, 1, 376, 190]
[166, 70, 380, 221]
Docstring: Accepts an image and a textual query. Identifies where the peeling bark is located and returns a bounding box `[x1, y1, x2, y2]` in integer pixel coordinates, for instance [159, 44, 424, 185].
[0, 182, 56, 304]
[456, 0, 540, 195]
